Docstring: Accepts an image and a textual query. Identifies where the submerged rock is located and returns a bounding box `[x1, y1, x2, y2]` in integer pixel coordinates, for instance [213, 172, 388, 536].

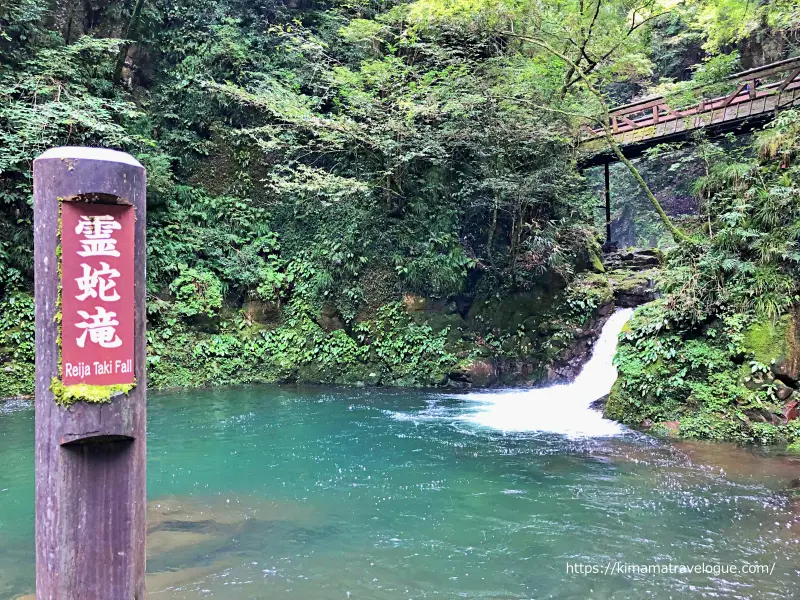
[148, 494, 320, 531]
[147, 562, 228, 596]
[148, 530, 217, 557]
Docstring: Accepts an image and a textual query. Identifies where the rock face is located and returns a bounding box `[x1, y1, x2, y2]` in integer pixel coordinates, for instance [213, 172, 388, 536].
[589, 394, 609, 411]
[604, 248, 663, 270]
[318, 302, 345, 331]
[604, 248, 662, 308]
[742, 311, 800, 425]
[448, 359, 496, 386]
[769, 308, 800, 386]
[607, 269, 658, 307]
[545, 307, 614, 381]
[783, 400, 799, 423]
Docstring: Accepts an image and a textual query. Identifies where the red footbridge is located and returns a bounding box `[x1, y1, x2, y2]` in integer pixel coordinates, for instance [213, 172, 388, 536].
[580, 56, 800, 167]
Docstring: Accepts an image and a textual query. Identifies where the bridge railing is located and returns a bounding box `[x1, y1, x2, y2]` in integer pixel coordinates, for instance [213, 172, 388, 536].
[580, 56, 800, 143]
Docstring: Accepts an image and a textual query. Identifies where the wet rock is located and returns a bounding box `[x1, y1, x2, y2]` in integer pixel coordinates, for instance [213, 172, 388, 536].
[783, 399, 800, 423]
[604, 248, 663, 271]
[547, 308, 612, 382]
[776, 381, 794, 401]
[147, 563, 226, 595]
[589, 394, 608, 411]
[448, 359, 496, 386]
[607, 268, 658, 307]
[318, 302, 345, 332]
[597, 301, 614, 316]
[402, 293, 426, 312]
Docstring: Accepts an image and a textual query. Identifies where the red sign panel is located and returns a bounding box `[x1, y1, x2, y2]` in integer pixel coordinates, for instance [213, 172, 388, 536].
[61, 202, 135, 386]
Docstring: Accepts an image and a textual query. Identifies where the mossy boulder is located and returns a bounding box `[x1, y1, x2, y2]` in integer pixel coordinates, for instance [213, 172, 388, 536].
[574, 235, 606, 273]
[607, 268, 657, 307]
[448, 359, 496, 386]
[570, 272, 614, 307]
[744, 315, 790, 366]
[772, 309, 800, 385]
[589, 247, 605, 273]
[738, 311, 800, 388]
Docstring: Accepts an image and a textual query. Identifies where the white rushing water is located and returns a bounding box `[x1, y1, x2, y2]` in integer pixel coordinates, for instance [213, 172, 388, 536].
[458, 308, 634, 437]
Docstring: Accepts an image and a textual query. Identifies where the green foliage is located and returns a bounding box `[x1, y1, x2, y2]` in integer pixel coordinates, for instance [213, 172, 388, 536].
[0, 290, 34, 397]
[608, 298, 796, 445]
[658, 113, 800, 325]
[610, 113, 800, 446]
[0, 30, 149, 288]
[2, 0, 800, 426]
[650, 52, 740, 110]
[565, 273, 613, 324]
[0, 291, 34, 363]
[169, 267, 224, 319]
[146, 298, 460, 389]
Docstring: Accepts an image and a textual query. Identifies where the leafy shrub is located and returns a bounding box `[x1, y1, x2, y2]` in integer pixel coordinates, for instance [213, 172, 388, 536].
[169, 268, 224, 318]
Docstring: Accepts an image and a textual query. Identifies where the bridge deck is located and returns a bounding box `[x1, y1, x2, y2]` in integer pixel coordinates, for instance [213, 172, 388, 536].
[580, 57, 800, 166]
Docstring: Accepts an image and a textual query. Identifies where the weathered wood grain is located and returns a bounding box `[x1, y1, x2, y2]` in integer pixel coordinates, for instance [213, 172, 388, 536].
[33, 147, 147, 600]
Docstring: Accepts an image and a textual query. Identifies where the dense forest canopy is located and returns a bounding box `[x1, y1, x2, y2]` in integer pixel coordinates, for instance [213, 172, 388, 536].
[1, 0, 800, 444]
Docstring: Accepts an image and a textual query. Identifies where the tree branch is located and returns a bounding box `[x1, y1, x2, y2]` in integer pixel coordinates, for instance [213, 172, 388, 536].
[502, 33, 690, 243]
[559, 9, 671, 94]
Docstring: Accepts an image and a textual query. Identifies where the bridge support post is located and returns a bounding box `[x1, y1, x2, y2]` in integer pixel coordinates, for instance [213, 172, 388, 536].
[604, 162, 611, 245]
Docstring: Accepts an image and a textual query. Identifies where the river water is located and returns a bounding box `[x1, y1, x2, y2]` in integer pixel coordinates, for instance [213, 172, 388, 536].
[1, 310, 799, 599]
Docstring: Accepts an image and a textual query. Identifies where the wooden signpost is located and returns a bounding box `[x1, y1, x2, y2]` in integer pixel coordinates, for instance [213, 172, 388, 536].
[33, 147, 147, 599]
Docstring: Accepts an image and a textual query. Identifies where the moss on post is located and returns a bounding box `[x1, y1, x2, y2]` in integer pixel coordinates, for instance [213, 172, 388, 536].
[50, 377, 135, 407]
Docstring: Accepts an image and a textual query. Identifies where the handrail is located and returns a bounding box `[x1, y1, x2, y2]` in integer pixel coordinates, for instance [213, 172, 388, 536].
[606, 56, 800, 116]
[582, 56, 800, 141]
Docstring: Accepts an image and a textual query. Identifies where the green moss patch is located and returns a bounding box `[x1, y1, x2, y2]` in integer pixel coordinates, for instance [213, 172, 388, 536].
[50, 377, 135, 407]
[743, 316, 789, 365]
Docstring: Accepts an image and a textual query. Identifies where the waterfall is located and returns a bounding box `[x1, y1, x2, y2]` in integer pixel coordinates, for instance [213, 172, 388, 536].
[458, 308, 634, 437]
